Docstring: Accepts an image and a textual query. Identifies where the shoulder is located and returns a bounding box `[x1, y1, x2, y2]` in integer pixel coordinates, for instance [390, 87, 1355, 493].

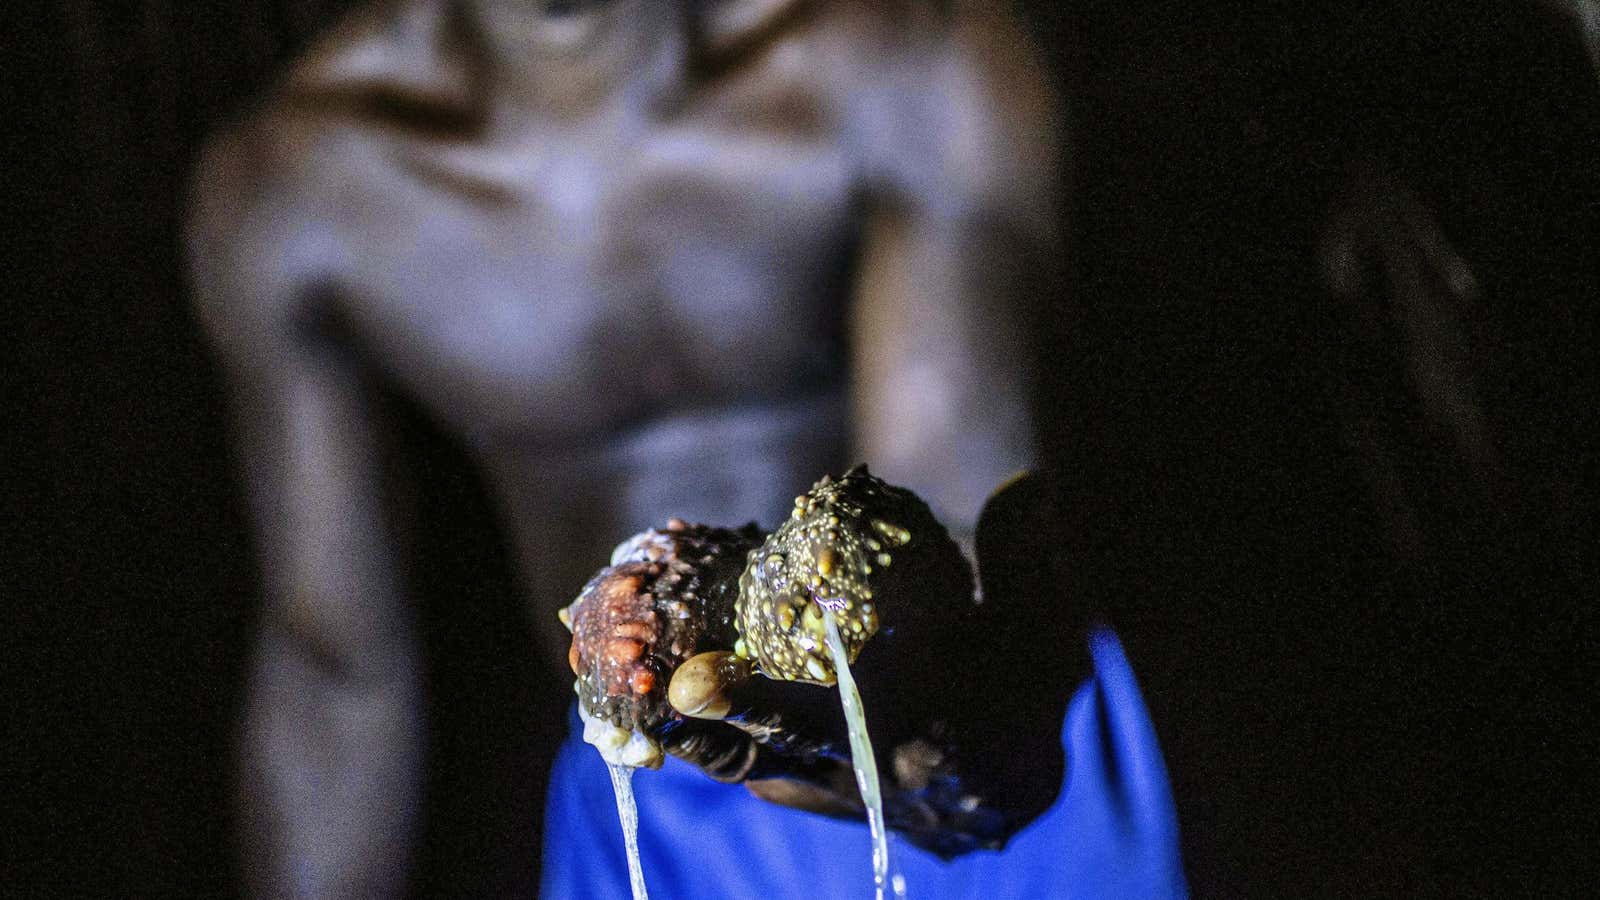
[185, 0, 477, 361]
[184, 109, 325, 368]
[831, 0, 1065, 216]
[185, 0, 476, 253]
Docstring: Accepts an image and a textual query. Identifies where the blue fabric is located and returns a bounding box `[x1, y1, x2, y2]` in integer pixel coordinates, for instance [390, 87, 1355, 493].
[540, 627, 1186, 899]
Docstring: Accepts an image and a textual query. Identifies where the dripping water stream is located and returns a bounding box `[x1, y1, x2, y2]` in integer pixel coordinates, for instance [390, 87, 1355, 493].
[606, 762, 650, 900]
[823, 613, 905, 900]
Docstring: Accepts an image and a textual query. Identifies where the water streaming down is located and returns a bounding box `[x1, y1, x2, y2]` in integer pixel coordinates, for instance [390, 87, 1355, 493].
[571, 469, 941, 900]
[823, 611, 905, 900]
[606, 762, 651, 900]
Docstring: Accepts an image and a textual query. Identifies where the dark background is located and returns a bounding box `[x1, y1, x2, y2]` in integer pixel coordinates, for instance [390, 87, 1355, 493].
[11, 1, 1596, 897]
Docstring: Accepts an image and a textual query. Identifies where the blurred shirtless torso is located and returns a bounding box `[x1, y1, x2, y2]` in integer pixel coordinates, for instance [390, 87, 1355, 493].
[188, 0, 1058, 895]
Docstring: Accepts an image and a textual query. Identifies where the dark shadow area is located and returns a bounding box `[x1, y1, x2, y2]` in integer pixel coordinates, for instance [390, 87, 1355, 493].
[13, 1, 1596, 897]
[382, 389, 559, 900]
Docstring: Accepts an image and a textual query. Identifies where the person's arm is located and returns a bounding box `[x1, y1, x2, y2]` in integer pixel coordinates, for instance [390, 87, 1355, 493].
[662, 4, 1072, 852]
[188, 127, 423, 900]
[849, 0, 1066, 540]
[663, 471, 1079, 856]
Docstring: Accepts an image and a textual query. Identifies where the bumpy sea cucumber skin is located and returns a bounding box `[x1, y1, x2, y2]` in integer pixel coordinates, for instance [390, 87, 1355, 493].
[568, 468, 1011, 853]
[565, 467, 973, 764]
[564, 522, 762, 744]
[734, 465, 973, 685]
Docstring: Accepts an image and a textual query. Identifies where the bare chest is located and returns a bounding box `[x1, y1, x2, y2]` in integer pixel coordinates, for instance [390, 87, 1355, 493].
[313, 122, 858, 445]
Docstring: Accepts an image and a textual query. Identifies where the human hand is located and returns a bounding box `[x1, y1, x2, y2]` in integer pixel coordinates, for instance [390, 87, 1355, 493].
[657, 471, 1076, 857]
[1319, 166, 1497, 476]
[1317, 160, 1503, 556]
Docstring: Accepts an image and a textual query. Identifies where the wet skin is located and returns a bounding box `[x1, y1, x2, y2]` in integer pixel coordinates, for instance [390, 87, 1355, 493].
[187, 1, 1060, 895]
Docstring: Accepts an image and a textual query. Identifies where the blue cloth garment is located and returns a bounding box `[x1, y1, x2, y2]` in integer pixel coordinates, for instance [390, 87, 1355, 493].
[540, 627, 1187, 899]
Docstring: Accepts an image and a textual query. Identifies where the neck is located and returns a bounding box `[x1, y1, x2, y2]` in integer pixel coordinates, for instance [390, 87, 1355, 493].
[465, 0, 690, 126]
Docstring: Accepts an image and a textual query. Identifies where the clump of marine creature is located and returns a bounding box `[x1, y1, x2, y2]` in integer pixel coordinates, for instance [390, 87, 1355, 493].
[561, 465, 970, 768]
[561, 465, 978, 900]
[562, 521, 762, 768]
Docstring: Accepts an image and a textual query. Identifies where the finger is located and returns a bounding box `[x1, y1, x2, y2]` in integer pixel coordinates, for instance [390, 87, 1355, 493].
[1381, 240, 1494, 472]
[746, 770, 863, 819]
[973, 469, 1053, 604]
[659, 719, 759, 783]
[661, 715, 848, 791]
[1395, 187, 1481, 311]
[668, 652, 845, 758]
[667, 650, 752, 720]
